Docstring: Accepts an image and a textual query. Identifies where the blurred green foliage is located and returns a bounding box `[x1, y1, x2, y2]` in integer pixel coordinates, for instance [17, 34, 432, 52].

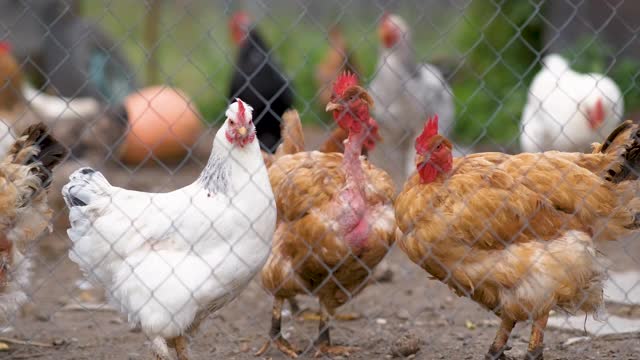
[449, 1, 543, 145]
[82, 1, 640, 145]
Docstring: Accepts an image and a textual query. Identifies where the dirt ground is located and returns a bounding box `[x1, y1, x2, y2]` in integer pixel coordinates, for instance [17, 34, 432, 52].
[1, 127, 639, 360]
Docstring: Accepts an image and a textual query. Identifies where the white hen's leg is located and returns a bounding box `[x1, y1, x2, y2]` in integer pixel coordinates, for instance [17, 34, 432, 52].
[151, 337, 172, 360]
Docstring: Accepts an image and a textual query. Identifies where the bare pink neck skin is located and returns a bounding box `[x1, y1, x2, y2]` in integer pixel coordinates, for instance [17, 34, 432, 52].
[342, 130, 367, 186]
[337, 129, 370, 250]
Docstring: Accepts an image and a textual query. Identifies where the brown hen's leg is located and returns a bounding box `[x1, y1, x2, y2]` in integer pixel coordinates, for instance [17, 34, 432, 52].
[289, 297, 321, 321]
[525, 313, 548, 360]
[255, 297, 299, 358]
[485, 316, 515, 360]
[313, 305, 359, 358]
[171, 336, 190, 360]
[484, 317, 516, 360]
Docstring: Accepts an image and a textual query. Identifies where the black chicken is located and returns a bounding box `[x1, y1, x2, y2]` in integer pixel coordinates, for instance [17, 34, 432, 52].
[228, 11, 294, 153]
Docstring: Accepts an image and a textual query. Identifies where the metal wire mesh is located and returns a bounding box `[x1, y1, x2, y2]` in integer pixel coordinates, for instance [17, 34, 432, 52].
[0, 0, 639, 359]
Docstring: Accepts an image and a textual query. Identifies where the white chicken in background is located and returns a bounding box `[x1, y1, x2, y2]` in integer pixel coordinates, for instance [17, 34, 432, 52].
[63, 99, 276, 360]
[521, 53, 624, 153]
[369, 13, 455, 188]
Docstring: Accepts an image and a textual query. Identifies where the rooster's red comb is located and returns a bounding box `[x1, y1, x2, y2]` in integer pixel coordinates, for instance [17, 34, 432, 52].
[415, 114, 439, 153]
[332, 71, 359, 97]
[0, 42, 11, 54]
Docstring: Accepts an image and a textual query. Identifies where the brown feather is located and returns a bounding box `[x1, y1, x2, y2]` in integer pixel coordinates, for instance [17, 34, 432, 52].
[396, 124, 640, 322]
[263, 151, 395, 309]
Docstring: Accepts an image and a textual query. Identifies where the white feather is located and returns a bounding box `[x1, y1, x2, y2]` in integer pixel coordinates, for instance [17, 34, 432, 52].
[521, 53, 624, 152]
[369, 14, 455, 185]
[64, 100, 276, 340]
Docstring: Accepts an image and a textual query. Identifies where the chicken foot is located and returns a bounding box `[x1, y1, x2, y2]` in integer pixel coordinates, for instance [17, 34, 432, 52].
[289, 297, 360, 322]
[168, 336, 190, 360]
[255, 297, 299, 358]
[485, 316, 515, 360]
[313, 304, 358, 358]
[525, 314, 548, 360]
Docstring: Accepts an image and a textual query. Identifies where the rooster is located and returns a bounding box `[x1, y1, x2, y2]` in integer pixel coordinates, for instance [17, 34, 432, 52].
[521, 54, 624, 153]
[395, 114, 640, 360]
[228, 11, 294, 153]
[0, 124, 67, 328]
[63, 99, 276, 360]
[369, 13, 455, 189]
[256, 73, 396, 358]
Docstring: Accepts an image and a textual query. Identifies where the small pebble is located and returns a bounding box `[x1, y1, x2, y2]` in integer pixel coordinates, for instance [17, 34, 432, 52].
[35, 313, 50, 322]
[390, 333, 421, 357]
[396, 310, 411, 320]
[376, 318, 388, 325]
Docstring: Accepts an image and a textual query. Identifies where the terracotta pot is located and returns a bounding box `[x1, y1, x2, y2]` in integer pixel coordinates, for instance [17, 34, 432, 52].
[121, 86, 203, 164]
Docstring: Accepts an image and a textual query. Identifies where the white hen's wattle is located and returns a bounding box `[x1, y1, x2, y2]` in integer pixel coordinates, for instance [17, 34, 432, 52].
[63, 100, 276, 357]
[520, 54, 624, 152]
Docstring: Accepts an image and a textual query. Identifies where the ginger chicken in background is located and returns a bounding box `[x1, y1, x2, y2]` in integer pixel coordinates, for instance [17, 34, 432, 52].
[369, 13, 455, 189]
[256, 73, 396, 358]
[0, 124, 66, 328]
[315, 25, 361, 107]
[395, 114, 640, 360]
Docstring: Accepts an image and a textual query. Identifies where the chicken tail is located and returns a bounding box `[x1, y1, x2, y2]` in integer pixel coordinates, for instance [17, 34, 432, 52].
[274, 109, 304, 157]
[62, 167, 112, 208]
[592, 120, 640, 183]
[7, 123, 68, 188]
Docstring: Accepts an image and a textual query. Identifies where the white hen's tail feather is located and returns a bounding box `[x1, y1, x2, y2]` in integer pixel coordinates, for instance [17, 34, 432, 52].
[62, 167, 113, 208]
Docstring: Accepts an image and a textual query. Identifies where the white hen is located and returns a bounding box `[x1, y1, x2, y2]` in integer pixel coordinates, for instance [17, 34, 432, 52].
[521, 54, 624, 152]
[63, 99, 276, 360]
[369, 13, 455, 188]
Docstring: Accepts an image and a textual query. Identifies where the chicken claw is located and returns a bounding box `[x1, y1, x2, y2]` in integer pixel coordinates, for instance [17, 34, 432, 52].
[255, 338, 299, 358]
[297, 310, 361, 322]
[313, 344, 359, 358]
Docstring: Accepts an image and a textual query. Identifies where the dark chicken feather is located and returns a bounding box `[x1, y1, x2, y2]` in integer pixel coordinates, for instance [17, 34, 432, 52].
[229, 29, 294, 153]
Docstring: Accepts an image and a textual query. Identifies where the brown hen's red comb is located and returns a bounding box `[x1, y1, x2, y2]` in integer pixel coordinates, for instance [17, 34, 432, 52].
[0, 42, 11, 54]
[332, 71, 359, 97]
[415, 114, 439, 153]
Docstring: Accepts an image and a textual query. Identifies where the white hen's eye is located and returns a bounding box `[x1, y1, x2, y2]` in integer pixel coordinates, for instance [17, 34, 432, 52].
[229, 118, 236, 126]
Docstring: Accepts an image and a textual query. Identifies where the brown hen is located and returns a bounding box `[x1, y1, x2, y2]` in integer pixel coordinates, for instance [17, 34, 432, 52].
[0, 123, 67, 326]
[257, 73, 395, 358]
[395, 116, 640, 360]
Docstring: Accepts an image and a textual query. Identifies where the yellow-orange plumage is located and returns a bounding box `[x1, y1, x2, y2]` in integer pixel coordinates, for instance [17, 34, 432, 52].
[396, 119, 640, 359]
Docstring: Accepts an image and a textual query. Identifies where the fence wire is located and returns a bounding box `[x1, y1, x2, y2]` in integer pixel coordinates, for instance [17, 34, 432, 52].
[0, 1, 639, 359]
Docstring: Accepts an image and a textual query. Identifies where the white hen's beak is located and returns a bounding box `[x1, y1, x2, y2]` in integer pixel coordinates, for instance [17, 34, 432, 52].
[237, 126, 247, 136]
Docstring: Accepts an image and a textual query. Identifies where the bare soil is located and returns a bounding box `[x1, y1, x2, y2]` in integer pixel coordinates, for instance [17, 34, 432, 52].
[1, 127, 639, 360]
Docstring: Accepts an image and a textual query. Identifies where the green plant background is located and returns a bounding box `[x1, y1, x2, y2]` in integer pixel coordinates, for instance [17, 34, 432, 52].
[82, 1, 640, 146]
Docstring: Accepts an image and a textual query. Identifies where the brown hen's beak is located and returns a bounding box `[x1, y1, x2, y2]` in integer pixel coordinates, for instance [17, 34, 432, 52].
[238, 126, 247, 136]
[325, 102, 343, 112]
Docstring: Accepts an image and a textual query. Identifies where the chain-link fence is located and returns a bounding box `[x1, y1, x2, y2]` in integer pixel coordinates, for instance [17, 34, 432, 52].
[0, 0, 639, 359]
